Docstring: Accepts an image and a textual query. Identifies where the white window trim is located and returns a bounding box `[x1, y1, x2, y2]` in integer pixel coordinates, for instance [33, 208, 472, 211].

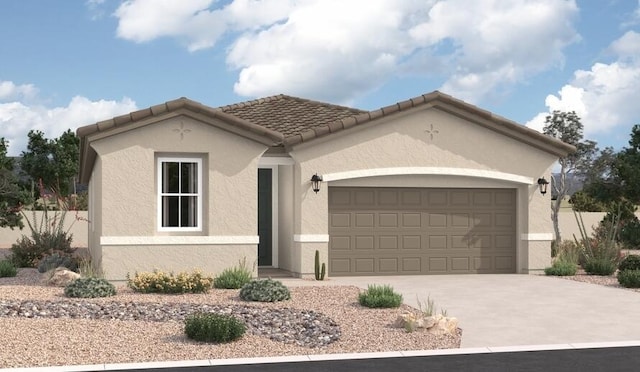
[157, 157, 203, 232]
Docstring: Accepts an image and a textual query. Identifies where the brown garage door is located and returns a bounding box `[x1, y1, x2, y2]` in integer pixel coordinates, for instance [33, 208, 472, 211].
[328, 187, 516, 275]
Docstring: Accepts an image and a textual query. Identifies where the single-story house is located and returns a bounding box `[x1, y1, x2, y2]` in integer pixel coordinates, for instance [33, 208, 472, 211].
[77, 91, 574, 282]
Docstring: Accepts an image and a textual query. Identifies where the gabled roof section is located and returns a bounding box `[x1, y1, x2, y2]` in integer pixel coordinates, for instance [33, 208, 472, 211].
[281, 91, 576, 157]
[218, 94, 366, 137]
[77, 97, 285, 183]
[77, 91, 575, 184]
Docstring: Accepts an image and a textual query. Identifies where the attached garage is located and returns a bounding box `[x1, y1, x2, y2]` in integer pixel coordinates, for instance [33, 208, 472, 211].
[328, 187, 516, 275]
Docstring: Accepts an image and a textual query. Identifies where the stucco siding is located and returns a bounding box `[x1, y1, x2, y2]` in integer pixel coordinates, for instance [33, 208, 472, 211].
[101, 244, 257, 283]
[90, 115, 267, 237]
[288, 106, 559, 275]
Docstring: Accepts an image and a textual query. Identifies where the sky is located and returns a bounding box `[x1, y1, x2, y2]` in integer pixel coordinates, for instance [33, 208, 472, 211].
[1, 0, 639, 156]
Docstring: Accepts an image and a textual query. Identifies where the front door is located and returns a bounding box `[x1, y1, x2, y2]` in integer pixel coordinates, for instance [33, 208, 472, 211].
[258, 168, 272, 266]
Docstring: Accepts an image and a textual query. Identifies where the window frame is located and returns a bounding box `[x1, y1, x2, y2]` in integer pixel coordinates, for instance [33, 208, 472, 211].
[157, 156, 203, 232]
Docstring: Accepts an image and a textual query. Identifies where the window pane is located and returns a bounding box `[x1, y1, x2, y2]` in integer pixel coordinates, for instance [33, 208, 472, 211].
[180, 196, 197, 227]
[162, 196, 179, 227]
[162, 162, 179, 193]
[181, 162, 198, 193]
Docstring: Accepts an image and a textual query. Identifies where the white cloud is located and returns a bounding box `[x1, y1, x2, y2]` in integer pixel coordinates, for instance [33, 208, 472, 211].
[113, 0, 580, 104]
[0, 81, 137, 156]
[526, 31, 640, 139]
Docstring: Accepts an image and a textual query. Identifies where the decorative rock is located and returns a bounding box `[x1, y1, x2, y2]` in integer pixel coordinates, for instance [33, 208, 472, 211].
[395, 312, 457, 335]
[427, 314, 459, 336]
[44, 268, 81, 287]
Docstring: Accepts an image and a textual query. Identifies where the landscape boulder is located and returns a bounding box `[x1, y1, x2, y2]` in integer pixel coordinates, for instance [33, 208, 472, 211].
[44, 267, 80, 287]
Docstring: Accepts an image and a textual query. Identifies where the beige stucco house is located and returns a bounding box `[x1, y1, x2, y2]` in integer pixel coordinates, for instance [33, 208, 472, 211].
[77, 91, 574, 282]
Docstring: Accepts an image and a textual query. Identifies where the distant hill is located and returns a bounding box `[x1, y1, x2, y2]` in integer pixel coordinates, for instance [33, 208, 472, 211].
[550, 173, 584, 200]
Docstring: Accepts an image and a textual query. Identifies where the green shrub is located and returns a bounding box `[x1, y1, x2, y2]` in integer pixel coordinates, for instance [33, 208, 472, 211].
[185, 313, 246, 343]
[620, 219, 640, 250]
[618, 269, 640, 288]
[544, 260, 577, 276]
[239, 278, 291, 302]
[619, 254, 640, 272]
[64, 277, 116, 298]
[584, 257, 617, 276]
[554, 240, 581, 264]
[37, 252, 79, 273]
[213, 260, 252, 289]
[358, 284, 403, 308]
[0, 259, 17, 278]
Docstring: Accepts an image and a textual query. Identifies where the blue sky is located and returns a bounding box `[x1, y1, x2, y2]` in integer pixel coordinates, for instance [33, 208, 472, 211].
[1, 0, 639, 155]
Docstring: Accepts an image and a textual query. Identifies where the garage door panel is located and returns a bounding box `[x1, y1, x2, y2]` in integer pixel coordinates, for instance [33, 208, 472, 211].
[329, 187, 516, 275]
[428, 213, 447, 227]
[330, 259, 351, 274]
[379, 213, 399, 227]
[402, 258, 421, 272]
[378, 258, 399, 272]
[451, 257, 471, 271]
[354, 258, 375, 273]
[355, 213, 374, 227]
[355, 235, 374, 250]
[495, 213, 514, 228]
[428, 257, 448, 272]
[330, 236, 350, 250]
[379, 236, 399, 250]
[451, 213, 471, 228]
[428, 191, 448, 206]
[402, 235, 422, 250]
[402, 213, 421, 227]
[429, 235, 447, 249]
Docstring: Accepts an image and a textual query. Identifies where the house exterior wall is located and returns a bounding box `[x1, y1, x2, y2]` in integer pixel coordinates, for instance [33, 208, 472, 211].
[88, 115, 267, 281]
[288, 107, 559, 276]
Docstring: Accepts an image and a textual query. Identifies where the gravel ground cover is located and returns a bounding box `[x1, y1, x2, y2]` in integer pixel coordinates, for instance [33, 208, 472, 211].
[0, 269, 461, 368]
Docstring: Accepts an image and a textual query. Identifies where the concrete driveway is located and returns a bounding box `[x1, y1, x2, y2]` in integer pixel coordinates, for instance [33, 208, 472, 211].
[283, 275, 640, 348]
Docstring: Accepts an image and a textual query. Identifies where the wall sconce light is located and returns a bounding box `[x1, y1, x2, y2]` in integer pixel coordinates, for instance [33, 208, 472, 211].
[537, 177, 549, 195]
[311, 174, 322, 194]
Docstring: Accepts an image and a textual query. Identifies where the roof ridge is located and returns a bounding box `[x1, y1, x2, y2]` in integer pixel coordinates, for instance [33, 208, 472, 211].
[218, 93, 367, 114]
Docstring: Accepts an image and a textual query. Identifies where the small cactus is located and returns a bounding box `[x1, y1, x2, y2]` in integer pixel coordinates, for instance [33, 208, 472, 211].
[315, 250, 326, 281]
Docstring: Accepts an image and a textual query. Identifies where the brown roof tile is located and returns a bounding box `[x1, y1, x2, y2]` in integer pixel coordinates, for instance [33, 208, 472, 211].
[218, 94, 366, 138]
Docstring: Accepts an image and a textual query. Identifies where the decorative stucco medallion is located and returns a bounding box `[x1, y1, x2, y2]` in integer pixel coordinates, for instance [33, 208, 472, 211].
[173, 121, 192, 140]
[425, 124, 439, 140]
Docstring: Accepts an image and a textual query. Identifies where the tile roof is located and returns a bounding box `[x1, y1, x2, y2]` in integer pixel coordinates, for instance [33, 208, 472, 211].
[217, 94, 366, 138]
[77, 91, 576, 183]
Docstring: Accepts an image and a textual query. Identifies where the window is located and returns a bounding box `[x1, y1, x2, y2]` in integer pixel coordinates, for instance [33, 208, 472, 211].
[157, 157, 202, 231]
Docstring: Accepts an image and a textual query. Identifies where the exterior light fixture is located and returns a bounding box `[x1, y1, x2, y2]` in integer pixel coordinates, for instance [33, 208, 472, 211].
[537, 177, 549, 195]
[311, 174, 322, 194]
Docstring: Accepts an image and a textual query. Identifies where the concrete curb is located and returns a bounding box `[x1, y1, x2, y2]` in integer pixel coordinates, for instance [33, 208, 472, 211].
[4, 340, 640, 371]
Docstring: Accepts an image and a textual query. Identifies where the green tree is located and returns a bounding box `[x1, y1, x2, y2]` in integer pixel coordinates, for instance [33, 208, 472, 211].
[0, 138, 27, 229]
[543, 110, 597, 245]
[20, 129, 79, 196]
[614, 124, 640, 204]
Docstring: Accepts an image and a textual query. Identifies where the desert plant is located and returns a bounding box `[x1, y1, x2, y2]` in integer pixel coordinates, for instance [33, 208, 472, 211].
[184, 313, 246, 343]
[358, 284, 403, 308]
[77, 256, 103, 278]
[544, 259, 577, 276]
[213, 259, 253, 289]
[64, 277, 116, 298]
[9, 182, 82, 268]
[574, 209, 621, 273]
[619, 254, 640, 272]
[0, 259, 17, 278]
[37, 252, 78, 273]
[314, 250, 326, 281]
[127, 269, 213, 294]
[617, 269, 640, 288]
[239, 278, 291, 302]
[583, 257, 617, 276]
[554, 240, 581, 264]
